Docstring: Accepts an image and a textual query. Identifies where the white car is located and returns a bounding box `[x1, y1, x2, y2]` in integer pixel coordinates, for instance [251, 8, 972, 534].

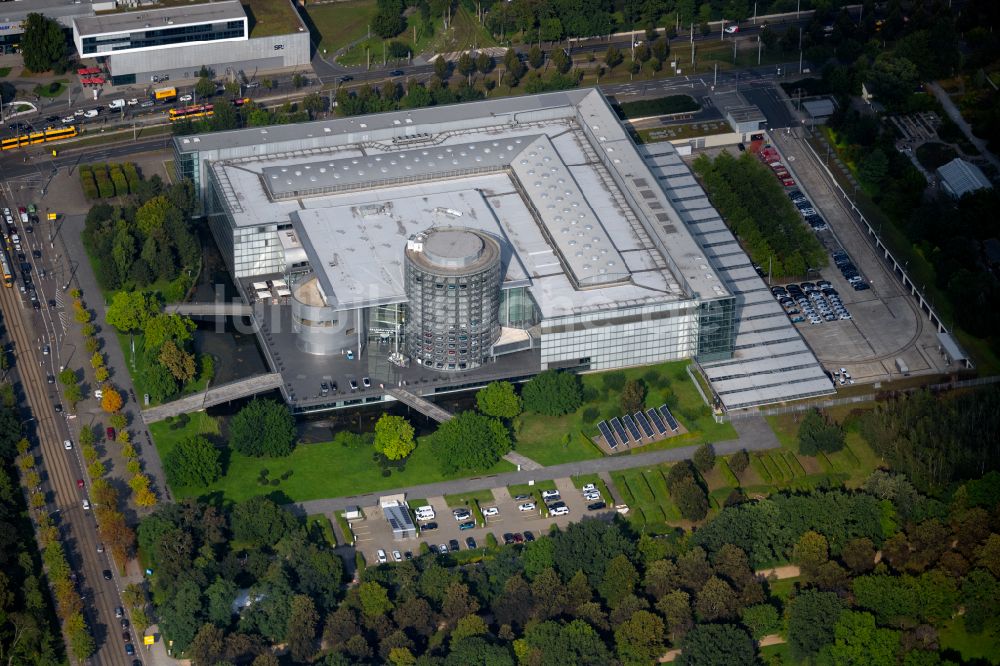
[63, 439, 72, 450]
[541, 490, 560, 500]
[61, 116, 76, 124]
[73, 109, 85, 116]
[83, 109, 99, 118]
[127, 98, 139, 106]
[453, 511, 471, 522]
[94, 389, 103, 399]
[481, 506, 499, 517]
[584, 491, 602, 501]
[82, 499, 90, 510]
[550, 506, 570, 516]
[581, 483, 597, 493]
[376, 549, 387, 564]
[518, 502, 536, 512]
[392, 550, 402, 562]
[179, 94, 193, 102]
[725, 25, 739, 34]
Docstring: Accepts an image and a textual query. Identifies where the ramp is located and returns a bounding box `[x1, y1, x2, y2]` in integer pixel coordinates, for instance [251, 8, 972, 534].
[142, 372, 284, 422]
[164, 302, 252, 317]
[385, 387, 453, 423]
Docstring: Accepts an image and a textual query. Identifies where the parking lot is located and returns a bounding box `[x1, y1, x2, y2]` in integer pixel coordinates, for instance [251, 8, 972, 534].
[759, 129, 954, 384]
[345, 479, 615, 563]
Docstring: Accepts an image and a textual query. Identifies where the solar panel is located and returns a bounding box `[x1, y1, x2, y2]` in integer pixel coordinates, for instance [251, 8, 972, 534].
[659, 404, 679, 431]
[598, 421, 618, 449]
[622, 414, 642, 441]
[611, 418, 630, 443]
[635, 411, 654, 437]
[647, 409, 667, 434]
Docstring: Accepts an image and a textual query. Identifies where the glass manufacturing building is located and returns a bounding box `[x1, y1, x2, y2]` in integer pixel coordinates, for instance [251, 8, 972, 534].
[175, 89, 833, 410]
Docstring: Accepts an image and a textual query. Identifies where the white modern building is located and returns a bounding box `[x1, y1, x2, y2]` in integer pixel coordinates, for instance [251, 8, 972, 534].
[174, 89, 833, 408]
[71, 0, 309, 86]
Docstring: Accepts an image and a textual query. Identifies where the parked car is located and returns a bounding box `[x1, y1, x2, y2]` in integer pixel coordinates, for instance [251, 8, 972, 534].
[581, 483, 597, 493]
[458, 521, 475, 530]
[420, 522, 438, 531]
[481, 506, 499, 517]
[541, 490, 560, 500]
[465, 536, 477, 549]
[77, 478, 85, 489]
[102, 569, 113, 581]
[588, 501, 607, 511]
[106, 427, 115, 440]
[523, 530, 535, 542]
[437, 544, 448, 554]
[518, 502, 536, 512]
[376, 549, 387, 564]
[392, 550, 402, 562]
[448, 539, 460, 552]
[63, 439, 72, 450]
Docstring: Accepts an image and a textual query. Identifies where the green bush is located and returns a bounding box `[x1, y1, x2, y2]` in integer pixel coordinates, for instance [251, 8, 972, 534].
[111, 170, 129, 196]
[95, 173, 114, 199]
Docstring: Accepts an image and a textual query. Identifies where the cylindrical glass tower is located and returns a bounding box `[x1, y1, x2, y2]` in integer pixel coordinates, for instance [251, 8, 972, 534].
[404, 227, 502, 371]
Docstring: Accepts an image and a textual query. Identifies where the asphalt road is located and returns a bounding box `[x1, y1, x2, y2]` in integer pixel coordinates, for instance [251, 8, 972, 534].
[1, 191, 138, 666]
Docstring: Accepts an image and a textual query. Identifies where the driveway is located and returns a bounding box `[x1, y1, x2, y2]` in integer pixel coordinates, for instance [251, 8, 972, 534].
[927, 81, 1000, 172]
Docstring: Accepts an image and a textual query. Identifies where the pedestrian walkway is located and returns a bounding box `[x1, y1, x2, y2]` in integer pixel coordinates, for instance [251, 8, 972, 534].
[504, 451, 543, 471]
[292, 416, 777, 515]
[927, 82, 1000, 173]
[599, 471, 624, 505]
[141, 372, 284, 422]
[385, 386, 454, 423]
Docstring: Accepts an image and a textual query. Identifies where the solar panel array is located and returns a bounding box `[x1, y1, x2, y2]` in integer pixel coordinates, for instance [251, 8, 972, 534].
[658, 404, 679, 431]
[597, 405, 681, 452]
[598, 421, 618, 449]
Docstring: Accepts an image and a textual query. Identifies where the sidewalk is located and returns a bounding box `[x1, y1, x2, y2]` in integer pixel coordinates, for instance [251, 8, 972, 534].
[927, 81, 1000, 173]
[40, 166, 170, 505]
[293, 416, 778, 515]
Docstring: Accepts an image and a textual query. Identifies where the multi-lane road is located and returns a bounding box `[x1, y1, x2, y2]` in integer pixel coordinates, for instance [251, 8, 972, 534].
[0, 192, 139, 665]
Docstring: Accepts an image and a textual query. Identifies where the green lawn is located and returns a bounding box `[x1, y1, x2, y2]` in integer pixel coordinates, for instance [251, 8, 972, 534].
[611, 466, 681, 532]
[0, 67, 11, 78]
[151, 426, 516, 504]
[444, 489, 495, 507]
[938, 617, 1000, 664]
[243, 0, 302, 38]
[514, 360, 735, 466]
[306, 514, 336, 547]
[759, 641, 793, 665]
[305, 0, 380, 55]
[148, 411, 221, 451]
[34, 80, 68, 98]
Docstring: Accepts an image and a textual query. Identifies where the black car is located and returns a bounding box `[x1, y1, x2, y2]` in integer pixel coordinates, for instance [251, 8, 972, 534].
[46, 115, 60, 124]
[48, 299, 56, 308]
[32, 249, 41, 258]
[404, 551, 413, 560]
[448, 539, 460, 552]
[523, 530, 535, 542]
[125, 643, 135, 656]
[103, 569, 113, 580]
[47, 375, 55, 384]
[502, 532, 515, 545]
[588, 501, 607, 511]
[420, 521, 437, 531]
[465, 536, 477, 549]
[122, 631, 131, 642]
[54, 404, 62, 413]
[121, 618, 130, 629]
[390, 69, 405, 76]
[339, 75, 354, 83]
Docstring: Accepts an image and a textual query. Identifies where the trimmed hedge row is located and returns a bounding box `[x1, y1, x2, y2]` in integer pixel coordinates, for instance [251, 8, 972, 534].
[79, 161, 142, 199]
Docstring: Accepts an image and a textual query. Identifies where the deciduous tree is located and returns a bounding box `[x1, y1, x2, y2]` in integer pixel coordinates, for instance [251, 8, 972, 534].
[693, 443, 716, 472]
[101, 388, 123, 414]
[619, 378, 646, 415]
[158, 340, 197, 383]
[522, 370, 582, 416]
[105, 291, 159, 333]
[229, 399, 297, 457]
[374, 414, 416, 460]
[476, 381, 522, 419]
[163, 435, 221, 488]
[678, 623, 755, 666]
[430, 411, 511, 474]
[614, 610, 664, 665]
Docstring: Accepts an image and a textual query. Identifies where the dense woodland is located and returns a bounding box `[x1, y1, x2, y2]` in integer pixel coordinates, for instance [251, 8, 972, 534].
[81, 178, 200, 294]
[141, 463, 1000, 664]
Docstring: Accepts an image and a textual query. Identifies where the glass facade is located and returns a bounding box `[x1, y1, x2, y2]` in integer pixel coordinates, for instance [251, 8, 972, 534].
[81, 20, 246, 55]
[695, 297, 737, 362]
[404, 231, 502, 372]
[499, 287, 540, 328]
[541, 302, 698, 370]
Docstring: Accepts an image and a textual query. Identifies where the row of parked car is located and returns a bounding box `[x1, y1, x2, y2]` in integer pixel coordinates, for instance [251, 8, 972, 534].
[772, 280, 853, 325]
[788, 189, 829, 231]
[832, 250, 870, 291]
[759, 146, 796, 187]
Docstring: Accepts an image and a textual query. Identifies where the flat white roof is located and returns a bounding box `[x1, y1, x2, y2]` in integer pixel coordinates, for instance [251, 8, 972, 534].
[206, 89, 720, 317]
[74, 0, 245, 37]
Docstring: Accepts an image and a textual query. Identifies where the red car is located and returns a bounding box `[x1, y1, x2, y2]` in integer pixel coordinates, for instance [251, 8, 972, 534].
[77, 479, 85, 489]
[106, 427, 115, 440]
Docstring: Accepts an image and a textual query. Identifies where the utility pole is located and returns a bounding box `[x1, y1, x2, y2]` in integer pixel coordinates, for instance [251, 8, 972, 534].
[798, 27, 803, 74]
[733, 36, 737, 63]
[713, 63, 717, 87]
[757, 34, 762, 65]
[721, 19, 725, 41]
[690, 24, 695, 65]
[753, 2, 757, 24]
